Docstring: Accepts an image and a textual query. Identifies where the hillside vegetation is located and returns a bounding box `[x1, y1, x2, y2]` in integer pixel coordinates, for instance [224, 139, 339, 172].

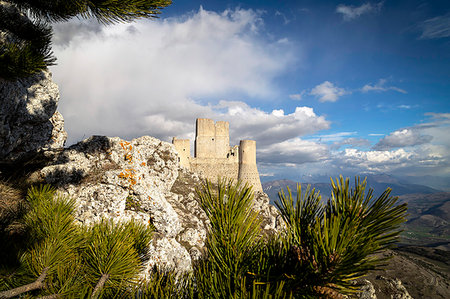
[0, 176, 407, 298]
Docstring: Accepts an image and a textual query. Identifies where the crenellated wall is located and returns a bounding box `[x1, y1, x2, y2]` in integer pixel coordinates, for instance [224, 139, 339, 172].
[173, 119, 262, 192]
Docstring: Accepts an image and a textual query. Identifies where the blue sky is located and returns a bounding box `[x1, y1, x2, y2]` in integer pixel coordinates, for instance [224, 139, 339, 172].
[50, 0, 450, 189]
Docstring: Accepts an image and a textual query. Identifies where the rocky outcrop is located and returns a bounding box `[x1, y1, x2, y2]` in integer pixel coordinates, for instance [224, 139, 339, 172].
[353, 248, 450, 299]
[0, 70, 67, 164]
[28, 135, 280, 276]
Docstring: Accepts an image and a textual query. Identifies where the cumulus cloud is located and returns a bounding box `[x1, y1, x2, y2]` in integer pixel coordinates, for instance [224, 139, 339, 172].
[51, 7, 297, 144]
[215, 102, 330, 147]
[340, 114, 449, 175]
[338, 148, 415, 172]
[258, 138, 329, 164]
[419, 12, 450, 39]
[261, 113, 449, 180]
[336, 2, 383, 21]
[374, 129, 433, 150]
[361, 79, 406, 94]
[309, 81, 348, 102]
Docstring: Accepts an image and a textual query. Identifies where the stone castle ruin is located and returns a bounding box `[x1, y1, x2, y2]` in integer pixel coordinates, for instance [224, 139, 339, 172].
[172, 118, 263, 192]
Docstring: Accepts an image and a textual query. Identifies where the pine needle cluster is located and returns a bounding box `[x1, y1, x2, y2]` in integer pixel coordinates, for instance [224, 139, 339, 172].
[0, 0, 172, 80]
[190, 176, 407, 298]
[0, 185, 154, 298]
[0, 176, 407, 298]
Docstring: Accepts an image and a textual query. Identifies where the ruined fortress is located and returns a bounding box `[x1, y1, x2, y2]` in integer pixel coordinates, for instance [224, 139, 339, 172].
[172, 118, 263, 192]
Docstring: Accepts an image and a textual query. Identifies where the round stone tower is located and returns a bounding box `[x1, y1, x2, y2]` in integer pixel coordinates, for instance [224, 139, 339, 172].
[238, 140, 262, 192]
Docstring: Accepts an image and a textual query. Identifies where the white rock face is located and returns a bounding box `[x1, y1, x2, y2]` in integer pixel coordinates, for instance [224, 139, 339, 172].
[30, 135, 281, 276]
[37, 136, 182, 237]
[0, 70, 67, 163]
[143, 237, 193, 279]
[31, 135, 202, 274]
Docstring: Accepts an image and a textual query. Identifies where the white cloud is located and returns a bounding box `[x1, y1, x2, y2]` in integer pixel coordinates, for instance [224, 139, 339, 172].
[215, 102, 330, 147]
[333, 137, 371, 148]
[259, 113, 449, 179]
[361, 79, 407, 94]
[51, 8, 296, 145]
[374, 129, 433, 150]
[289, 90, 306, 100]
[419, 12, 450, 39]
[310, 81, 348, 102]
[52, 18, 104, 47]
[258, 138, 329, 164]
[339, 148, 415, 172]
[275, 10, 291, 25]
[336, 2, 383, 21]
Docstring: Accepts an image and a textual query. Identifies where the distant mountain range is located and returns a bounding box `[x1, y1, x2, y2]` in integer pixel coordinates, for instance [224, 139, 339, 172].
[262, 174, 441, 204]
[262, 174, 449, 250]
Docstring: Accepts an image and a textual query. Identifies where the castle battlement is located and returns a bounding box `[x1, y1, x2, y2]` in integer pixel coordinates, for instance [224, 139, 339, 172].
[172, 118, 262, 192]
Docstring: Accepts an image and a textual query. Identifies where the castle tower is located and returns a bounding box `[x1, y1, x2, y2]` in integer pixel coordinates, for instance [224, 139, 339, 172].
[195, 118, 230, 159]
[238, 140, 263, 192]
[195, 118, 216, 158]
[172, 137, 190, 168]
[214, 121, 229, 158]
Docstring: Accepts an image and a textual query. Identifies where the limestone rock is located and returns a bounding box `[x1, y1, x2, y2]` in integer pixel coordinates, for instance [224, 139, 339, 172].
[376, 276, 413, 299]
[35, 135, 181, 236]
[353, 280, 377, 299]
[142, 236, 193, 279]
[254, 191, 284, 233]
[27, 134, 280, 276]
[0, 70, 67, 164]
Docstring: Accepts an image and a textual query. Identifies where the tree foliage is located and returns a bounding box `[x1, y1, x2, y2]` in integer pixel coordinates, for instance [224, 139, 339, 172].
[0, 177, 407, 298]
[0, 0, 172, 80]
[191, 176, 407, 298]
[0, 185, 154, 298]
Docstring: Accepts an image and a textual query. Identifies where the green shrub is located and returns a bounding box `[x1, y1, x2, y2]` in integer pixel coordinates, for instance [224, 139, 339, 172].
[0, 177, 407, 298]
[0, 185, 154, 298]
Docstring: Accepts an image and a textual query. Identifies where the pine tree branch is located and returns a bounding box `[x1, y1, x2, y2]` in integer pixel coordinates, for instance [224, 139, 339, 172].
[91, 273, 110, 298]
[0, 267, 48, 298]
[0, 1, 55, 80]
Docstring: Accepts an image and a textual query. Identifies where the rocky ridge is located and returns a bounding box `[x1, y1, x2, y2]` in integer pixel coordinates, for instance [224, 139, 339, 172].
[27, 135, 281, 278]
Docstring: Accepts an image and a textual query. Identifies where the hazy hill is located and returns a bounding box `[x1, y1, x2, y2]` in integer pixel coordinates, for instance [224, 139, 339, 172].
[399, 192, 450, 249]
[262, 174, 441, 204]
[263, 177, 449, 250]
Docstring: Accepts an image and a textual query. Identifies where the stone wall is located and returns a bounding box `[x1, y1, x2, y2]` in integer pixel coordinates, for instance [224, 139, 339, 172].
[173, 118, 262, 191]
[190, 156, 239, 182]
[172, 137, 190, 168]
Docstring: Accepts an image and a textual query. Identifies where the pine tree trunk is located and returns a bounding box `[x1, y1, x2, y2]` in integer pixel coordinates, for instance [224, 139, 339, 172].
[0, 267, 48, 298]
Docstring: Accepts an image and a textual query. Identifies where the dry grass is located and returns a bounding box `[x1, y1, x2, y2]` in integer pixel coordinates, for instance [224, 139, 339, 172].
[0, 180, 29, 271]
[0, 181, 24, 228]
